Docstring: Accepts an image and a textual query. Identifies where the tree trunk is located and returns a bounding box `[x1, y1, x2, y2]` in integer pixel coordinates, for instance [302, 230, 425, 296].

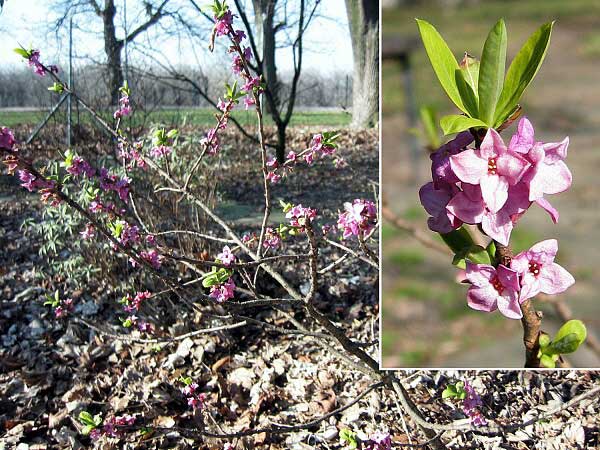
[345, 0, 379, 129]
[102, 0, 124, 106]
[252, 0, 280, 112]
[275, 121, 286, 163]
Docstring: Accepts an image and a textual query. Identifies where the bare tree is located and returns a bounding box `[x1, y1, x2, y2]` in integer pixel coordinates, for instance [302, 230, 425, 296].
[345, 0, 378, 128]
[52, 0, 184, 105]
[233, 0, 320, 162]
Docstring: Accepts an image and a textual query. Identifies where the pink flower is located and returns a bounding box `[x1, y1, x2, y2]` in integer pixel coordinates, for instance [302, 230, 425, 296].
[446, 183, 531, 246]
[243, 95, 255, 110]
[214, 10, 233, 36]
[18, 170, 37, 191]
[89, 200, 103, 213]
[80, 223, 96, 240]
[286, 151, 297, 163]
[0, 127, 16, 150]
[333, 157, 347, 169]
[28, 50, 45, 76]
[150, 145, 172, 158]
[419, 181, 462, 234]
[209, 278, 236, 303]
[266, 171, 281, 184]
[364, 432, 392, 450]
[510, 239, 575, 302]
[67, 156, 95, 178]
[464, 262, 522, 319]
[146, 234, 156, 246]
[233, 29, 246, 43]
[139, 249, 162, 270]
[263, 227, 281, 249]
[462, 381, 487, 426]
[242, 76, 261, 93]
[217, 245, 236, 267]
[337, 199, 378, 239]
[430, 131, 473, 188]
[286, 204, 317, 229]
[304, 151, 316, 165]
[450, 128, 530, 213]
[113, 94, 132, 119]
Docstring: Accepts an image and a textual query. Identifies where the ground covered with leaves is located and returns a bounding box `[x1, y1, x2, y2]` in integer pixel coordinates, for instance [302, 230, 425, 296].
[1, 125, 599, 449]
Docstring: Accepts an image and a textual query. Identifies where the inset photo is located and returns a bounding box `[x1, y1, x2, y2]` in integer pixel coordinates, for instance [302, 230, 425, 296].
[381, 0, 600, 368]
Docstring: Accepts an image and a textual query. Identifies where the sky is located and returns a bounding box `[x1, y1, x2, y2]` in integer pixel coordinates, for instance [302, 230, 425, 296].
[0, 0, 353, 74]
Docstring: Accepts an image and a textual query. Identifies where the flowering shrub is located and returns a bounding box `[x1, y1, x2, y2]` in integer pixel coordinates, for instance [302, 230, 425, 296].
[1, 0, 380, 446]
[416, 18, 586, 367]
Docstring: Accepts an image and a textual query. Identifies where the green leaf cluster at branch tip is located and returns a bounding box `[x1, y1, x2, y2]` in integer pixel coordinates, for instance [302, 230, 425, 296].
[417, 18, 554, 134]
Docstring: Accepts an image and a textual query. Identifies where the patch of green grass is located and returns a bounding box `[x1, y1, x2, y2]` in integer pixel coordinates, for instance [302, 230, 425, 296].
[381, 223, 401, 240]
[400, 349, 428, 367]
[0, 108, 351, 128]
[581, 31, 600, 57]
[389, 248, 425, 266]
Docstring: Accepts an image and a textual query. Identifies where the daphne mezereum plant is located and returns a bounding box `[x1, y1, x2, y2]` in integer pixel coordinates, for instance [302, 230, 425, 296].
[1, 1, 386, 445]
[416, 18, 587, 368]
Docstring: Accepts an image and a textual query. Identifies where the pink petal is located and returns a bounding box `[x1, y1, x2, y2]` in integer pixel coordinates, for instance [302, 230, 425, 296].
[480, 128, 506, 159]
[519, 272, 541, 302]
[481, 210, 512, 246]
[497, 265, 520, 292]
[480, 173, 509, 213]
[541, 161, 572, 195]
[446, 191, 485, 224]
[450, 150, 487, 184]
[497, 151, 530, 185]
[419, 182, 450, 216]
[535, 197, 559, 223]
[539, 262, 575, 295]
[496, 290, 522, 319]
[467, 285, 498, 312]
[542, 137, 569, 164]
[529, 239, 558, 264]
[509, 117, 535, 154]
[510, 252, 530, 274]
[465, 262, 496, 287]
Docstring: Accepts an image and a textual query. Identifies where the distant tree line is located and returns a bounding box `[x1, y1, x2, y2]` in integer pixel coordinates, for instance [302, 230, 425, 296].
[0, 64, 352, 110]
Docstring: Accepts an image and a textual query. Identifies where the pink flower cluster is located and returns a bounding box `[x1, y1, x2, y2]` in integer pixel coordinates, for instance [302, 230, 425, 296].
[89, 415, 136, 441]
[121, 291, 152, 313]
[465, 239, 574, 319]
[337, 199, 377, 239]
[67, 156, 96, 178]
[364, 432, 392, 450]
[266, 134, 338, 184]
[461, 381, 487, 426]
[17, 169, 60, 206]
[286, 204, 317, 231]
[27, 50, 59, 77]
[181, 381, 207, 409]
[54, 298, 74, 318]
[99, 168, 130, 202]
[113, 94, 132, 119]
[118, 140, 146, 169]
[420, 118, 571, 245]
[209, 278, 236, 303]
[217, 245, 236, 266]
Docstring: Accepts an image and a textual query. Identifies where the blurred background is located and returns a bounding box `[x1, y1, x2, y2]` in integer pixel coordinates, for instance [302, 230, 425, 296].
[381, 0, 600, 368]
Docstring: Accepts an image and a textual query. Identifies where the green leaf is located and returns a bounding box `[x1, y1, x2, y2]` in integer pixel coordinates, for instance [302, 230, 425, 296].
[452, 245, 492, 269]
[548, 320, 587, 354]
[440, 226, 475, 255]
[14, 47, 30, 58]
[416, 19, 465, 113]
[538, 332, 551, 349]
[459, 53, 480, 92]
[419, 105, 441, 148]
[485, 240, 496, 261]
[478, 19, 507, 125]
[540, 353, 556, 368]
[494, 21, 554, 127]
[340, 428, 357, 448]
[455, 69, 479, 118]
[440, 115, 487, 135]
[442, 385, 458, 399]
